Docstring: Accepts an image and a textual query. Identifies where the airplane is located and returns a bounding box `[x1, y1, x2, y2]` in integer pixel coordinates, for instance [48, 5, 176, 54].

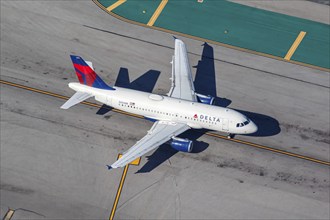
[61, 38, 258, 169]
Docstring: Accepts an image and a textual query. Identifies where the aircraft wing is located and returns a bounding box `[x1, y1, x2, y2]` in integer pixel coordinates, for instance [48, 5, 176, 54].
[168, 39, 198, 102]
[108, 121, 190, 169]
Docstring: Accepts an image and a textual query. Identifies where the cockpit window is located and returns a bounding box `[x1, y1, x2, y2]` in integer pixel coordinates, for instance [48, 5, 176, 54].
[236, 119, 250, 127]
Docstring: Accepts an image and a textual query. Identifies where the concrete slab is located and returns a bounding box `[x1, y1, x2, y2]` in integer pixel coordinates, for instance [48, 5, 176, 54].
[0, 206, 9, 219]
[11, 209, 45, 220]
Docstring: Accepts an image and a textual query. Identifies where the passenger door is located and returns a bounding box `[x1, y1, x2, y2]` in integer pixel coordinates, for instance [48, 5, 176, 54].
[222, 118, 229, 131]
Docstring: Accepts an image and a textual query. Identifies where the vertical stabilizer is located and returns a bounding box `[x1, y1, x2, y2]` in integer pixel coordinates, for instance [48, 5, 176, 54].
[70, 55, 115, 90]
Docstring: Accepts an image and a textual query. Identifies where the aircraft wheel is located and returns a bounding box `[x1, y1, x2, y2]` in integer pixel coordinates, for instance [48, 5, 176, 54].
[227, 134, 235, 139]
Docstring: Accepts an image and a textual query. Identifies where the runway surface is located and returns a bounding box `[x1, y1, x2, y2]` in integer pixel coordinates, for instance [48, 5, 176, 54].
[1, 1, 329, 219]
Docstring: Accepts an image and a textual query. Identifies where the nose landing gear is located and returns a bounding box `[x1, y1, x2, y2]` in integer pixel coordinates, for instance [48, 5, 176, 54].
[227, 133, 235, 139]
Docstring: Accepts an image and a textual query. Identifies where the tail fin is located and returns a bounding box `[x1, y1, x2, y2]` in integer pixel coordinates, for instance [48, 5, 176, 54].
[70, 55, 115, 90]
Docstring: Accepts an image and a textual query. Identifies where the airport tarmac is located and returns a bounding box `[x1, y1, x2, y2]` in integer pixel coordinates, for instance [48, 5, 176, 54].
[231, 0, 330, 24]
[95, 0, 330, 69]
[1, 1, 329, 219]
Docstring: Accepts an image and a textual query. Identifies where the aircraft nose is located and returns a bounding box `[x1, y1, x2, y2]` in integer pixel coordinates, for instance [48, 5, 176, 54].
[249, 121, 258, 133]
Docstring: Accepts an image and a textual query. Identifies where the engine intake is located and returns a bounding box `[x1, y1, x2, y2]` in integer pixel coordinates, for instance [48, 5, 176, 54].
[170, 137, 193, 152]
[196, 93, 214, 105]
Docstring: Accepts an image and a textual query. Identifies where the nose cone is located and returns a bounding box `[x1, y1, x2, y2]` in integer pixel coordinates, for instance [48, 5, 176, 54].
[248, 121, 258, 134]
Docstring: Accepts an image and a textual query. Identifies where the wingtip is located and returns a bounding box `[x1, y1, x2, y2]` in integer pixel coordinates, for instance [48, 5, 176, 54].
[60, 104, 68, 110]
[173, 35, 177, 40]
[106, 165, 112, 170]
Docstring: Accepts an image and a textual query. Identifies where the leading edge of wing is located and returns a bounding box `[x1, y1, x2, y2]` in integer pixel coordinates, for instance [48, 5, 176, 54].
[107, 121, 190, 169]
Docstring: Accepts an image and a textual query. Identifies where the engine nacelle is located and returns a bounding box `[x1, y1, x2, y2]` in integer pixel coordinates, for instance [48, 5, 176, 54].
[170, 137, 193, 152]
[196, 93, 214, 105]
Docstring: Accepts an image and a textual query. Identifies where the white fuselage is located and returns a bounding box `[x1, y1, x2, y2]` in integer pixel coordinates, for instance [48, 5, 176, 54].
[69, 83, 257, 134]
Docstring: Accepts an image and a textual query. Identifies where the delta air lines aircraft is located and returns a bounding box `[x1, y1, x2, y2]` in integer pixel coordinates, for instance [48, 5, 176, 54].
[61, 39, 257, 169]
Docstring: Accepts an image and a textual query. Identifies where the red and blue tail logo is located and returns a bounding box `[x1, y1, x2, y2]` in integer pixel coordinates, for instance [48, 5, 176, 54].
[70, 55, 115, 90]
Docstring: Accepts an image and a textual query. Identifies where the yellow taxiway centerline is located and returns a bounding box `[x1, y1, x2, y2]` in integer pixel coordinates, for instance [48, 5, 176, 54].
[284, 31, 306, 60]
[3, 209, 15, 220]
[1, 79, 329, 166]
[147, 0, 168, 26]
[109, 164, 129, 220]
[107, 0, 126, 12]
[109, 154, 140, 220]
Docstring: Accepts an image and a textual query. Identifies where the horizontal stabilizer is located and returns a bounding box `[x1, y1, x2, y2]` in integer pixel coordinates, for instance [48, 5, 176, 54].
[61, 91, 93, 109]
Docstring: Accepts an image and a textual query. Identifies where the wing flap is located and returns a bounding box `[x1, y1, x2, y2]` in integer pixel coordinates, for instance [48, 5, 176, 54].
[109, 121, 190, 169]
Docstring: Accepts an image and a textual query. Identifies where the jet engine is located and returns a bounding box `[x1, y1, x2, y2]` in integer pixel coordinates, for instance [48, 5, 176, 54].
[170, 137, 193, 152]
[196, 93, 214, 105]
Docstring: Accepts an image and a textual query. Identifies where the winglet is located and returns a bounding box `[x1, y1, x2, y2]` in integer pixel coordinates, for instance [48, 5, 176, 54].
[106, 165, 113, 170]
[173, 36, 177, 40]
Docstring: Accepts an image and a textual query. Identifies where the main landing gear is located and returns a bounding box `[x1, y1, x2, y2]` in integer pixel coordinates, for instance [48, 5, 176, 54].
[227, 133, 235, 139]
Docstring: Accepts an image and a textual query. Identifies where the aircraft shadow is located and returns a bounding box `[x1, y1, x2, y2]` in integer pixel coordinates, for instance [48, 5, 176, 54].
[114, 67, 161, 93]
[235, 109, 281, 137]
[195, 43, 280, 137]
[136, 129, 209, 173]
[194, 42, 232, 108]
[96, 68, 161, 115]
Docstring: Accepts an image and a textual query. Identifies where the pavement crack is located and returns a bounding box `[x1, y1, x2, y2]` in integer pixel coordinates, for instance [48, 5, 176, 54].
[116, 179, 161, 211]
[15, 208, 46, 218]
[172, 176, 181, 219]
